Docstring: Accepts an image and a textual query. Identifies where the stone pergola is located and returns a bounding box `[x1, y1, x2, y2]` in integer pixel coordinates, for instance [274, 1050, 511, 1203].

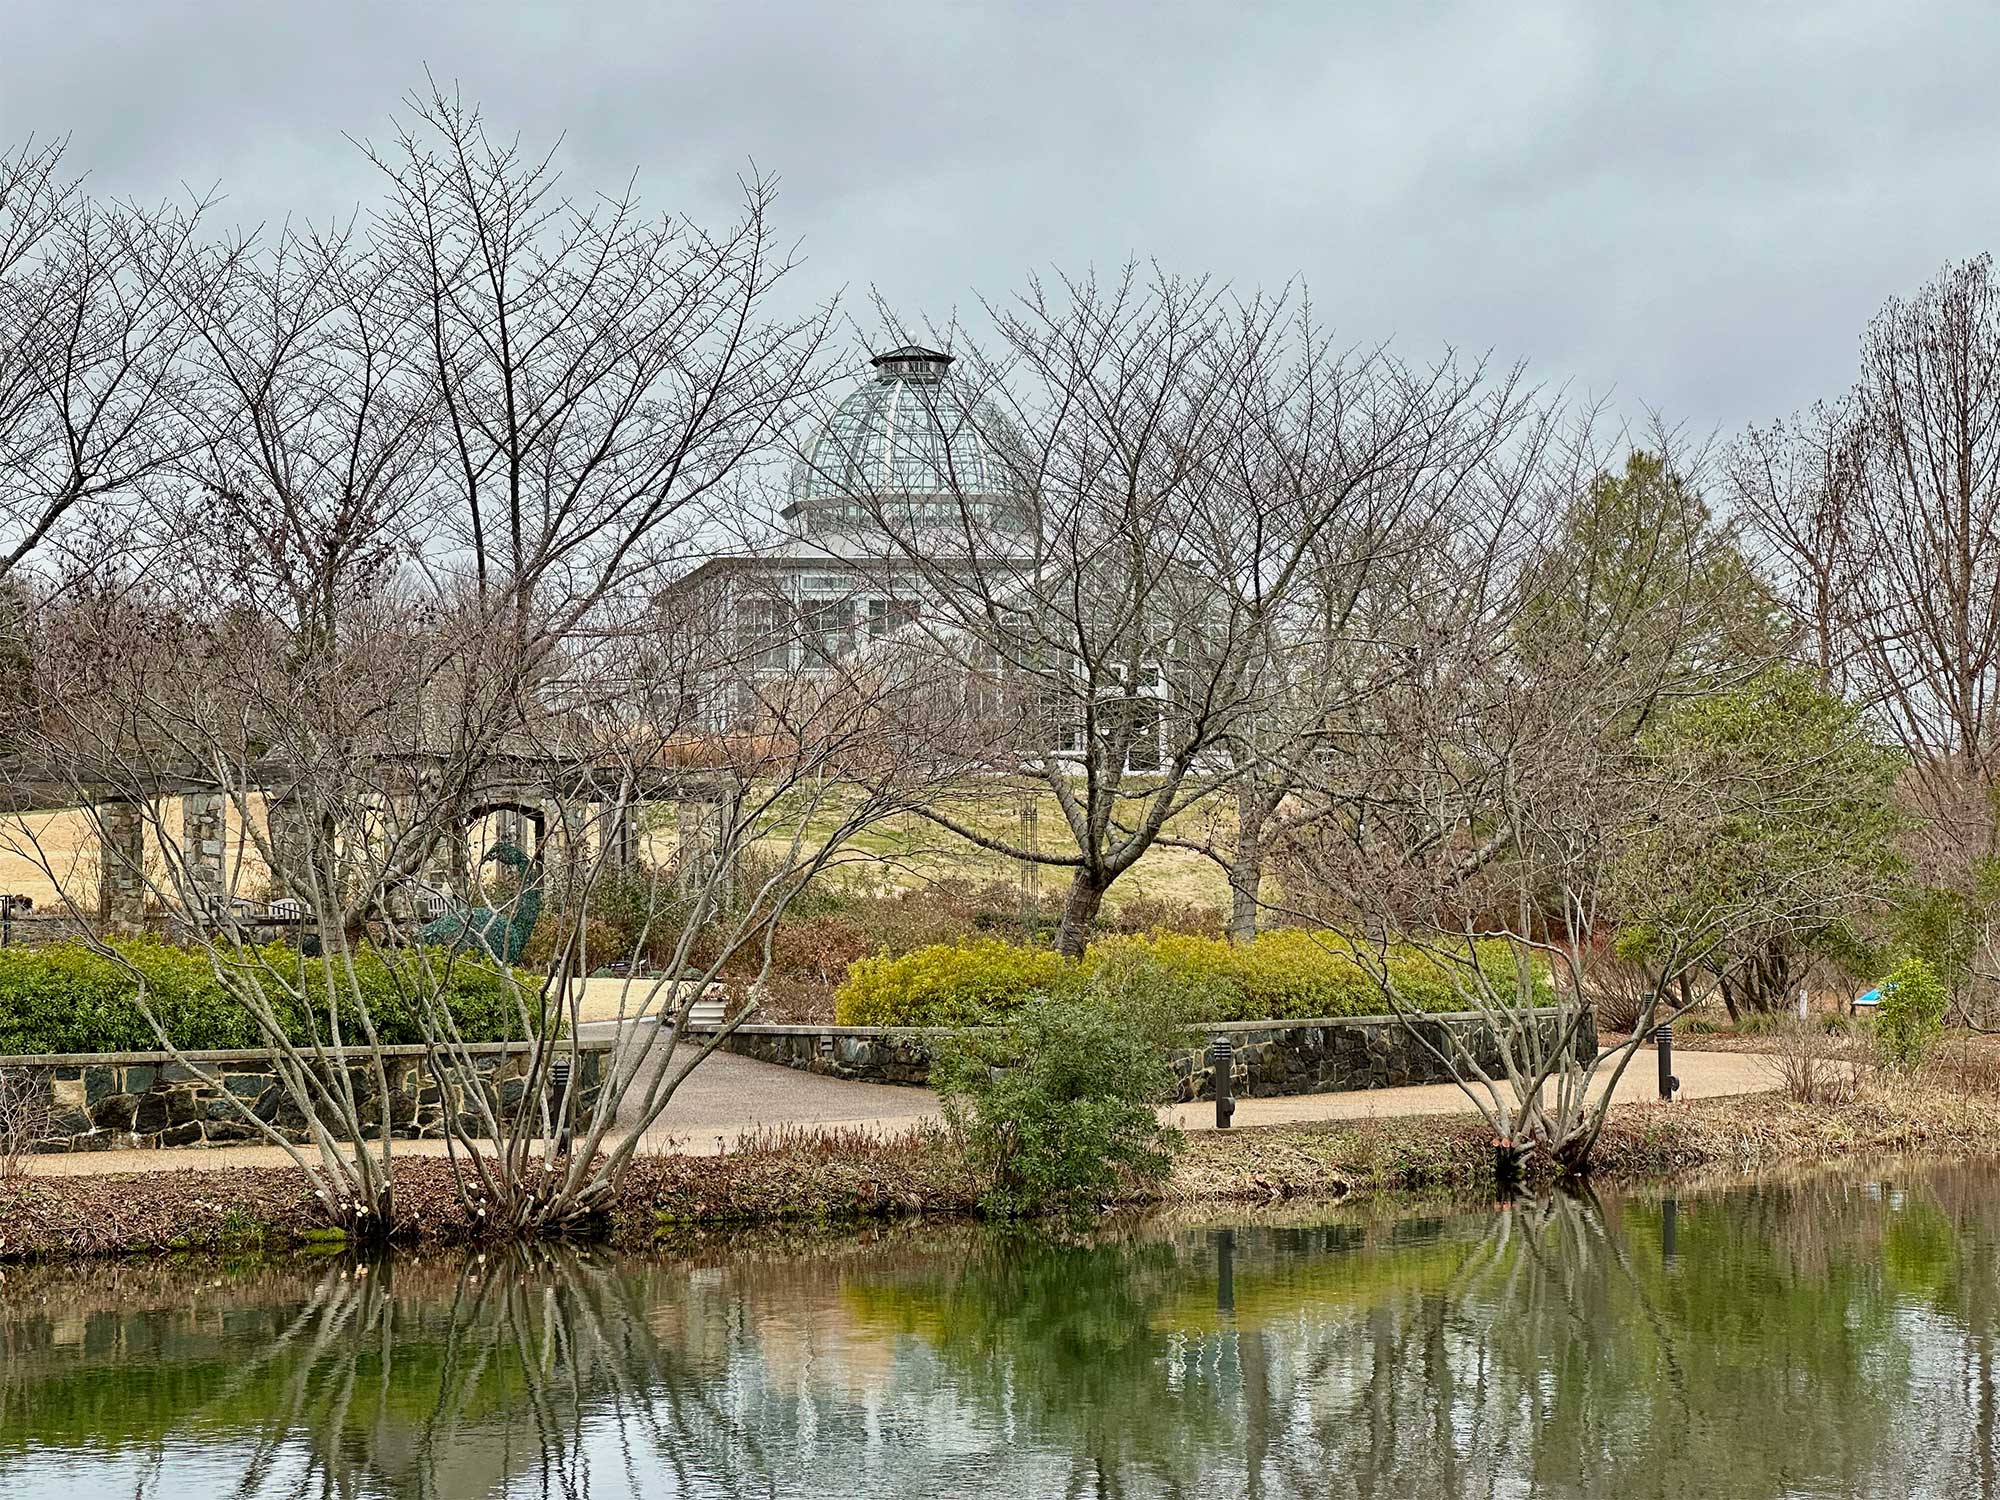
[29, 753, 740, 934]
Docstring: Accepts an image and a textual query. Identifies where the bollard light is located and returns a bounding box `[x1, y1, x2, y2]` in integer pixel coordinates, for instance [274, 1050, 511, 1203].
[1654, 1020, 1680, 1102]
[550, 1057, 574, 1157]
[1210, 1035, 1236, 1129]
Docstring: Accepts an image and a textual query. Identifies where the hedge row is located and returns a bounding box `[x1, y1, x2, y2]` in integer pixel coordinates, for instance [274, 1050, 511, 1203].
[832, 929, 1546, 1028]
[0, 941, 536, 1056]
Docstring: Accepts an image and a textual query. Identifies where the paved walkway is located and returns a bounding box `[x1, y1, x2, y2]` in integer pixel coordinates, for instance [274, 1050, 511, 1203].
[20, 1036, 1780, 1177]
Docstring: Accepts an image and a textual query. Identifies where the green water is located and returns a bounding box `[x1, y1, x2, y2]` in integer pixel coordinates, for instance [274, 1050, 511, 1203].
[3, 1163, 2000, 1497]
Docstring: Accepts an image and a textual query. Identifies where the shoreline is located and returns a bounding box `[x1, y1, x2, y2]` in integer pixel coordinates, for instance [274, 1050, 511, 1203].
[4, 1079, 1996, 1264]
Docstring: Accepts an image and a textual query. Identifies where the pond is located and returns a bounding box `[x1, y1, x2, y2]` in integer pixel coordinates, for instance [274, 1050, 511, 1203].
[3, 1162, 1999, 1497]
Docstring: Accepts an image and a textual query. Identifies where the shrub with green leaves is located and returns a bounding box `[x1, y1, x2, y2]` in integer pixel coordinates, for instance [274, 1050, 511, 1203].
[834, 938, 1082, 1026]
[1088, 929, 1538, 1022]
[0, 940, 534, 1056]
[930, 985, 1183, 1216]
[1873, 955, 1947, 1068]
[832, 929, 1541, 1028]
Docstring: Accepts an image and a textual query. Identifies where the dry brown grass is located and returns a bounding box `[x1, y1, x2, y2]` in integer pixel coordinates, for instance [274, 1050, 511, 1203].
[0, 799, 284, 909]
[1769, 1019, 1860, 1105]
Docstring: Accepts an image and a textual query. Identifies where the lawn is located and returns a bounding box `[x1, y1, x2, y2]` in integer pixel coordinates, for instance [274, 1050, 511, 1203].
[710, 780, 1237, 915]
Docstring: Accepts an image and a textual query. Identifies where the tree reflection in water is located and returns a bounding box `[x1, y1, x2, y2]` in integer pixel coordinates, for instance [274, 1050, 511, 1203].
[6, 1165, 2000, 1497]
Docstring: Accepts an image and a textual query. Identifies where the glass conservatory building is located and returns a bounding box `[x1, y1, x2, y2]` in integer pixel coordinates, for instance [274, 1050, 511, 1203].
[663, 345, 1032, 720]
[787, 345, 1023, 535]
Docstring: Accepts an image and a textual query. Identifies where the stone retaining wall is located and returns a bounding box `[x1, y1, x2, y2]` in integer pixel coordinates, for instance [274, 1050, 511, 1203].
[714, 1025, 934, 1085]
[694, 1009, 1593, 1100]
[1166, 1010, 1593, 1102]
[0, 1040, 612, 1152]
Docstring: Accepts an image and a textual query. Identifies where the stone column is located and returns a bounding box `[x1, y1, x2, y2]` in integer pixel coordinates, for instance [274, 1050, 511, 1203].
[548, 797, 587, 876]
[674, 799, 717, 891]
[96, 799, 147, 934]
[493, 803, 526, 859]
[264, 787, 310, 901]
[596, 793, 637, 870]
[181, 790, 227, 913]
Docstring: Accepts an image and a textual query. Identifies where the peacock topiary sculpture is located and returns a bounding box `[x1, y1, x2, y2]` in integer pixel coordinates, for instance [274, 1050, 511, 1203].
[418, 841, 543, 965]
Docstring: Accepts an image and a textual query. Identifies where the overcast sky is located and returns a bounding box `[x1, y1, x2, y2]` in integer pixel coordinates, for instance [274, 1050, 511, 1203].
[5, 0, 1995, 437]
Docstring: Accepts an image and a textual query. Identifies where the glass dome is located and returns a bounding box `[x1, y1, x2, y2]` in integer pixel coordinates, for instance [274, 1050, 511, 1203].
[791, 346, 1017, 529]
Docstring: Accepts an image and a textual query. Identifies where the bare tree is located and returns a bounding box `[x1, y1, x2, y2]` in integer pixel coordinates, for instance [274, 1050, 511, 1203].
[836, 270, 1541, 956]
[1728, 400, 1866, 685]
[1738, 256, 2000, 856]
[4, 91, 893, 1237]
[0, 138, 215, 584]
[1274, 431, 1815, 1179]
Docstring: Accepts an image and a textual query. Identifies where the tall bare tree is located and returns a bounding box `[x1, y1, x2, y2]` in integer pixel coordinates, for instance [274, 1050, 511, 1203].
[1273, 431, 1815, 1177]
[0, 138, 214, 583]
[1738, 256, 2000, 855]
[6, 91, 902, 1237]
[839, 270, 1542, 956]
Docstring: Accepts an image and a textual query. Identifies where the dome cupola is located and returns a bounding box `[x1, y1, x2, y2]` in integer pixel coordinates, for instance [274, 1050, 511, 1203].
[789, 344, 1020, 533]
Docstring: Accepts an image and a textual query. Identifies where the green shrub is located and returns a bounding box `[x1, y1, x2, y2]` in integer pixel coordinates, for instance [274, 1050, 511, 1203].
[832, 928, 1542, 1028]
[0, 940, 535, 1056]
[930, 986, 1183, 1215]
[1874, 955, 1947, 1068]
[834, 938, 1081, 1027]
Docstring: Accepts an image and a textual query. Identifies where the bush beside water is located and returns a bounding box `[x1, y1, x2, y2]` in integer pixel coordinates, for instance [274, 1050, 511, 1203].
[0, 941, 535, 1055]
[930, 985, 1184, 1215]
[1875, 955, 1948, 1068]
[834, 929, 1544, 1028]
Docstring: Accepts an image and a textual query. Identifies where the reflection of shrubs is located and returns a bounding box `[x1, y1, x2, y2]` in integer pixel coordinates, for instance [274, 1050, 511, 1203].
[1875, 956, 1947, 1068]
[834, 930, 1539, 1028]
[931, 984, 1183, 1216]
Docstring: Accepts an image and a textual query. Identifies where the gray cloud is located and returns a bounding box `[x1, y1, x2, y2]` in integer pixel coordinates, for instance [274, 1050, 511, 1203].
[6, 0, 1996, 437]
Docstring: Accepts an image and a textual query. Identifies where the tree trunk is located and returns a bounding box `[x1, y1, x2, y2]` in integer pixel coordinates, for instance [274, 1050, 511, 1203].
[1228, 785, 1264, 944]
[1718, 971, 1742, 1024]
[1055, 868, 1111, 959]
[1493, 1136, 1533, 1192]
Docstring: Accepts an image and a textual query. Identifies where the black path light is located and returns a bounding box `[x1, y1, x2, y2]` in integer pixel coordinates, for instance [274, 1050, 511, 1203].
[1210, 1035, 1236, 1129]
[549, 1056, 573, 1157]
[1655, 1018, 1680, 1102]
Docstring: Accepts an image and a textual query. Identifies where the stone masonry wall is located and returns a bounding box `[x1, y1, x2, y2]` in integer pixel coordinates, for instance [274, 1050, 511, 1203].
[1165, 1010, 1593, 1103]
[695, 1009, 1592, 1100]
[1, 1040, 612, 1152]
[715, 1025, 934, 1084]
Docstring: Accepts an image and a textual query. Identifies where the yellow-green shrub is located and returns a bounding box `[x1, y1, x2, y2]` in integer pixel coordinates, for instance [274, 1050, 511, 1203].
[1087, 929, 1525, 1020]
[832, 929, 1545, 1028]
[833, 938, 1083, 1027]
